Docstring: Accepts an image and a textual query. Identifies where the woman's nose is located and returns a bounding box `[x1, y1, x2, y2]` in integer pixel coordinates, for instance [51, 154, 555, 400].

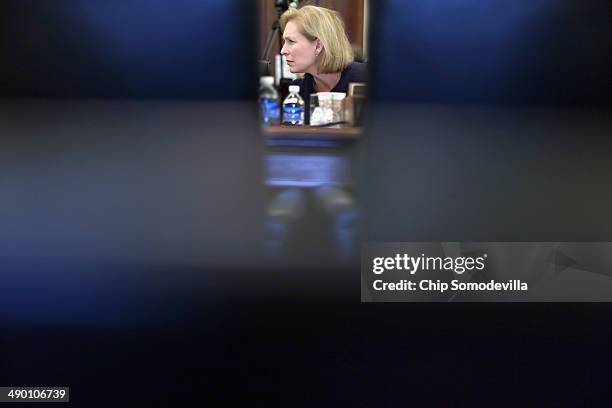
[280, 44, 288, 55]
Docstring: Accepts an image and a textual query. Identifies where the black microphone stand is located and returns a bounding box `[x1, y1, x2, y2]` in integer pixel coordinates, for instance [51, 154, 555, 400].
[261, 1, 297, 99]
[263, 0, 298, 101]
[261, 19, 281, 64]
[261, 1, 296, 62]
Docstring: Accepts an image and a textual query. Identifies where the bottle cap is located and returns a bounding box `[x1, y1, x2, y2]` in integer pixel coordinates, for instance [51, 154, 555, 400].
[260, 76, 274, 86]
[288, 85, 300, 93]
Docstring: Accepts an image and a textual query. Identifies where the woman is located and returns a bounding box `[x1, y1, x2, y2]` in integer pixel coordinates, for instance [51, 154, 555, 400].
[280, 5, 366, 123]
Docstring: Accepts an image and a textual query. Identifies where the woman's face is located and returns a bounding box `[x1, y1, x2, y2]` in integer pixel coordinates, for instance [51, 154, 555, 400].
[281, 21, 320, 74]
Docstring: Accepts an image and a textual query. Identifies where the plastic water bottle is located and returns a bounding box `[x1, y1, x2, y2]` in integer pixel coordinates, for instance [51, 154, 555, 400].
[282, 85, 305, 126]
[259, 76, 280, 127]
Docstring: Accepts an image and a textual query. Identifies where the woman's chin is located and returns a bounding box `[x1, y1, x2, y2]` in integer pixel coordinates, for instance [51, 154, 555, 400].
[288, 66, 304, 74]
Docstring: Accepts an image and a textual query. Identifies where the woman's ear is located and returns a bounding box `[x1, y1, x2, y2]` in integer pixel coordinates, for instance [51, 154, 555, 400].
[315, 38, 324, 55]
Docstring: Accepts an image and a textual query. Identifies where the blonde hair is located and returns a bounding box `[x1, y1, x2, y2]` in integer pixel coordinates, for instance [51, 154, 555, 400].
[280, 5, 354, 74]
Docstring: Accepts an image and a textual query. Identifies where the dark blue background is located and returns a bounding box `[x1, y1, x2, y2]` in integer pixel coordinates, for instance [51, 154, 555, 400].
[0, 1, 256, 99]
[371, 0, 611, 105]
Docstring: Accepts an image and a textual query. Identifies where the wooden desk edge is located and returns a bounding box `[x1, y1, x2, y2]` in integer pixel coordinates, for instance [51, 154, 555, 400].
[262, 126, 362, 140]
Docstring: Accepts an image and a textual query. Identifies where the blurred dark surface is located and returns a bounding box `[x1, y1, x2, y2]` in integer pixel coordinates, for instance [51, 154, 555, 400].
[2, 101, 611, 405]
[362, 104, 612, 241]
[0, 101, 364, 405]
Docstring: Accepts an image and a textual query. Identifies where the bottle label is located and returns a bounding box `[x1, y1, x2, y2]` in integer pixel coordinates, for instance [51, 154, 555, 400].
[283, 103, 304, 125]
[261, 98, 280, 126]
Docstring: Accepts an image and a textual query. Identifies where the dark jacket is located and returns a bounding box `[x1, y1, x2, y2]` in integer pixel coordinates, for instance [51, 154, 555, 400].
[292, 62, 367, 124]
